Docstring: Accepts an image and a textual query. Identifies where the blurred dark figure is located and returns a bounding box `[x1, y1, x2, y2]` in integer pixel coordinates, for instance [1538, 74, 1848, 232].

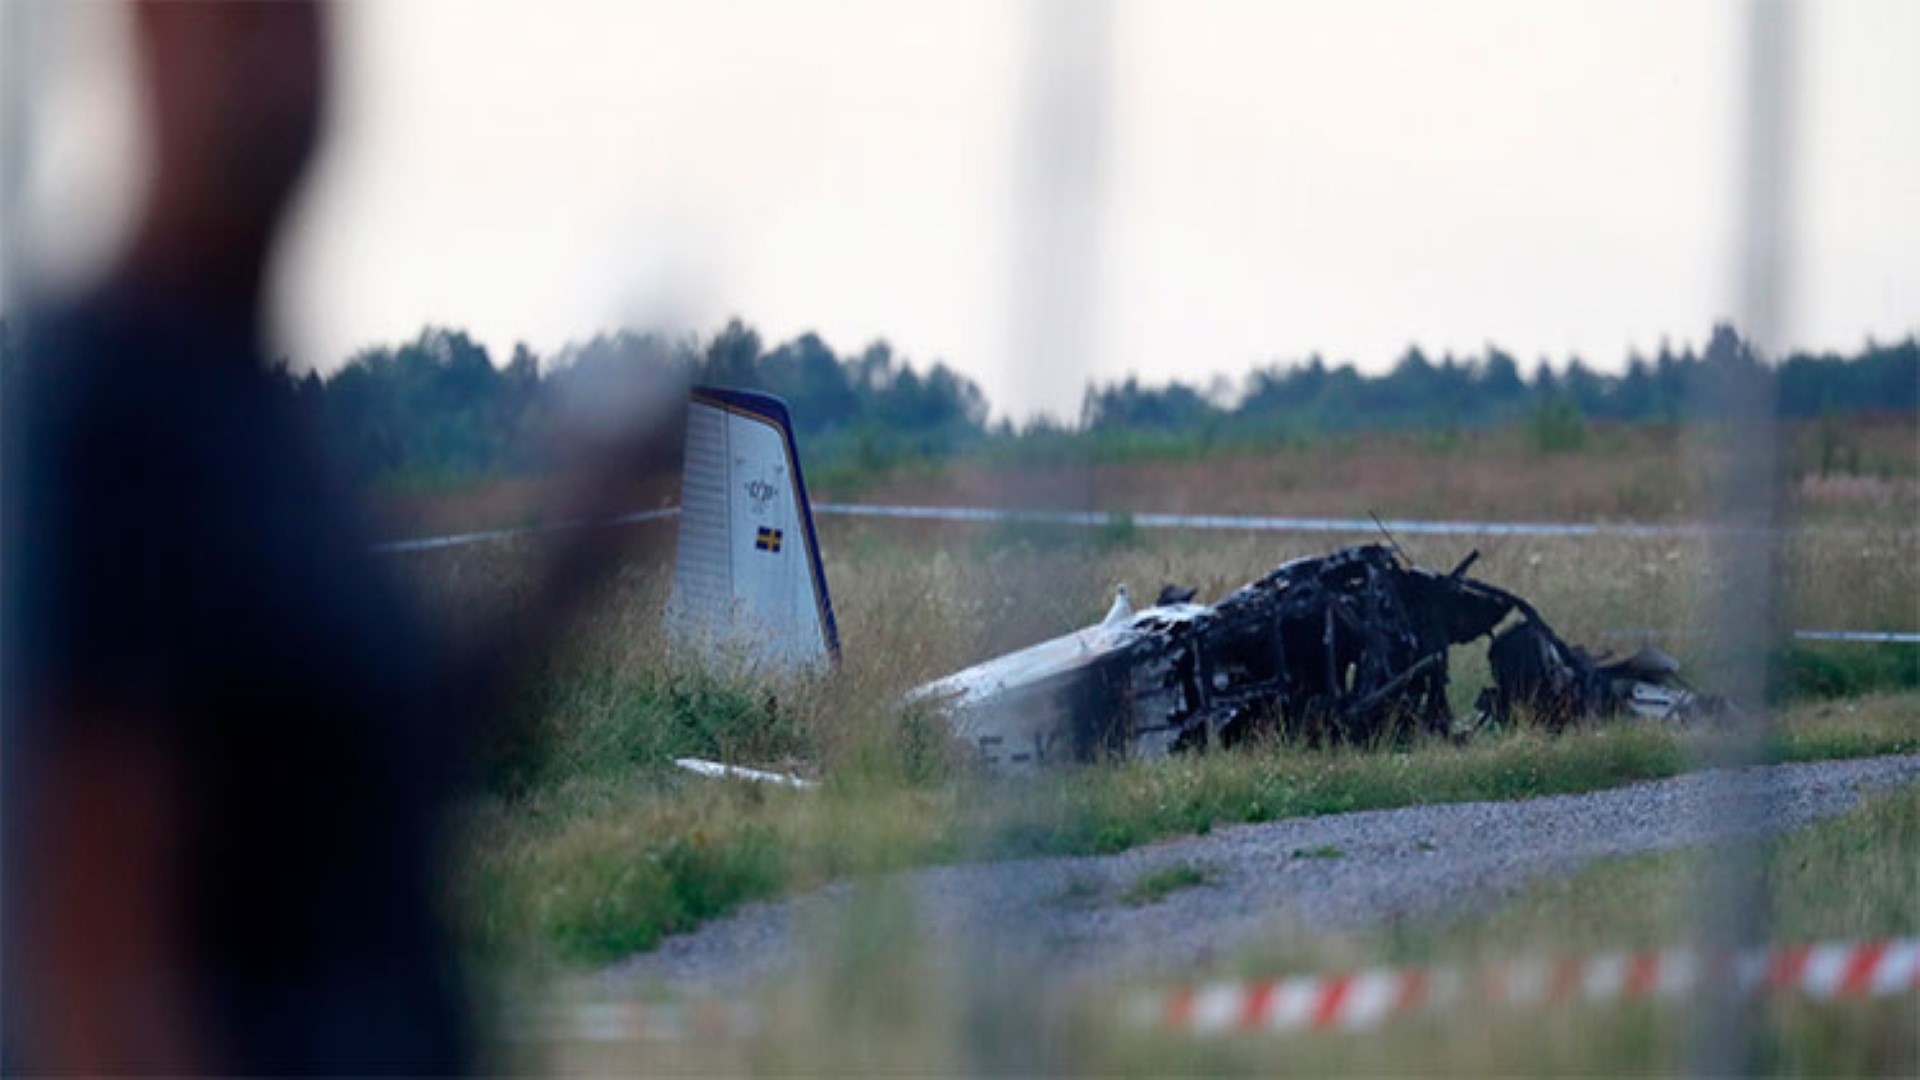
[3, 4, 470, 1072]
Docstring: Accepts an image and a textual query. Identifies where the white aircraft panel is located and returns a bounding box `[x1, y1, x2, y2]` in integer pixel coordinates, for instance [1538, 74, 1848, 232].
[668, 389, 836, 673]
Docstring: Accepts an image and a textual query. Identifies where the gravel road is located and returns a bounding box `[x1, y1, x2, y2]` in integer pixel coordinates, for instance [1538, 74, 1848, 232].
[602, 755, 1920, 994]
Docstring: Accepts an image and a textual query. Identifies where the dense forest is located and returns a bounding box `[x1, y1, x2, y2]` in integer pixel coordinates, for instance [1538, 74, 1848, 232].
[2, 316, 1913, 485]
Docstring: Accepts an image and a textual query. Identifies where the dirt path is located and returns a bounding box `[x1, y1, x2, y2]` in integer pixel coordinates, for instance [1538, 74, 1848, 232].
[601, 755, 1920, 994]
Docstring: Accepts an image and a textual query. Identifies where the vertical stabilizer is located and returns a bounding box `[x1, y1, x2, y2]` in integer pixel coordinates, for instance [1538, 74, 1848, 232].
[667, 386, 839, 672]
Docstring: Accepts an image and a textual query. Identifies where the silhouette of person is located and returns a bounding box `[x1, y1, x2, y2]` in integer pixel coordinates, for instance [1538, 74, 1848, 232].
[4, 5, 470, 1071]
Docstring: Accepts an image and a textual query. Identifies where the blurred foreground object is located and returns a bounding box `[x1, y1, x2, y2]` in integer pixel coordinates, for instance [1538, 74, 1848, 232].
[2, 4, 468, 1071]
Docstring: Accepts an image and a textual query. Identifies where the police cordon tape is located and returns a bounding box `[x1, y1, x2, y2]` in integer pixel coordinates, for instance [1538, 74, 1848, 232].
[373, 501, 1748, 554]
[515, 939, 1917, 1043]
[371, 501, 1920, 646]
[813, 502, 1706, 538]
[373, 500, 1910, 549]
[1597, 627, 1920, 645]
[369, 507, 680, 553]
[1138, 938, 1920, 1036]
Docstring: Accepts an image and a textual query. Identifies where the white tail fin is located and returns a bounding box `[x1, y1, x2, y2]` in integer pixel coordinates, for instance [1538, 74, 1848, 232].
[666, 386, 839, 673]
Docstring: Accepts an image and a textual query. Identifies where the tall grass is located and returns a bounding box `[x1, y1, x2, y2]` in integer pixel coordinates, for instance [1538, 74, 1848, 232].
[818, 417, 1915, 526]
[391, 428, 1920, 1072]
[378, 487, 1920, 980]
[414, 514, 1919, 971]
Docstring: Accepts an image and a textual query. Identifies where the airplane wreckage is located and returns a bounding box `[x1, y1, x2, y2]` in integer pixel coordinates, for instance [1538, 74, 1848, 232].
[668, 387, 1725, 773]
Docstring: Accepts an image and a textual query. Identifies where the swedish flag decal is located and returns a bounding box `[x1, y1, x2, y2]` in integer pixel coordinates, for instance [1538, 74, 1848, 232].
[754, 526, 784, 553]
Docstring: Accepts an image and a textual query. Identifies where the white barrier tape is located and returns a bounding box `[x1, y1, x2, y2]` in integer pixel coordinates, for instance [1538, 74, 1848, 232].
[370, 499, 1899, 549]
[1142, 939, 1920, 1037]
[371, 501, 1723, 554]
[1601, 627, 1920, 645]
[813, 502, 1708, 539]
[370, 507, 679, 553]
[368, 503, 1916, 646]
[1792, 630, 1920, 645]
[374, 502, 1691, 553]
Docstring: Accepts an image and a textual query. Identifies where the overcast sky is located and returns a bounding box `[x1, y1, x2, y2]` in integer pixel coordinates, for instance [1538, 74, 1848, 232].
[13, 0, 1918, 419]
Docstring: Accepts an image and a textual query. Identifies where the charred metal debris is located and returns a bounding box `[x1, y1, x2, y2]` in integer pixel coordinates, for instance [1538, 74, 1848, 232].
[1064, 544, 1722, 759]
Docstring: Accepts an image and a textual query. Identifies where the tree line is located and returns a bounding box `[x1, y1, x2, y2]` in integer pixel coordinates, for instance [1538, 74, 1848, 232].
[1081, 324, 1916, 434]
[2, 316, 1912, 485]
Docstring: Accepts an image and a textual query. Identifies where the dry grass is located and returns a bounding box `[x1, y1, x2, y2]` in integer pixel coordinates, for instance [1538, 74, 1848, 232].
[448, 683, 1918, 970]
[373, 416, 1917, 540]
[392, 436, 1916, 1071]
[813, 518, 1920, 695]
[420, 508, 1916, 971]
[517, 788, 1919, 1076]
[839, 417, 1916, 525]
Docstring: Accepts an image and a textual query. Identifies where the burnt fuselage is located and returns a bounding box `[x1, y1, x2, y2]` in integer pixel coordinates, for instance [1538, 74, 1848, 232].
[925, 543, 1702, 770]
[1071, 545, 1518, 755]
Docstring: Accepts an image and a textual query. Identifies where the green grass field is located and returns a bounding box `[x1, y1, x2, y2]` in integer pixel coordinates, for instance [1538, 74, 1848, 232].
[520, 784, 1918, 1076]
[419, 510, 1917, 972]
[397, 422, 1917, 1072]
[451, 690, 1917, 970]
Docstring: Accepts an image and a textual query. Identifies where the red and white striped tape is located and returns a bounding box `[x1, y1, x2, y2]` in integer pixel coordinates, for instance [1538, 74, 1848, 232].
[520, 939, 1917, 1043]
[1137, 938, 1920, 1036]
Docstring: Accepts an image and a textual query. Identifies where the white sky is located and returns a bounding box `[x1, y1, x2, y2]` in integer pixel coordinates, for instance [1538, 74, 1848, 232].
[12, 0, 1919, 420]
